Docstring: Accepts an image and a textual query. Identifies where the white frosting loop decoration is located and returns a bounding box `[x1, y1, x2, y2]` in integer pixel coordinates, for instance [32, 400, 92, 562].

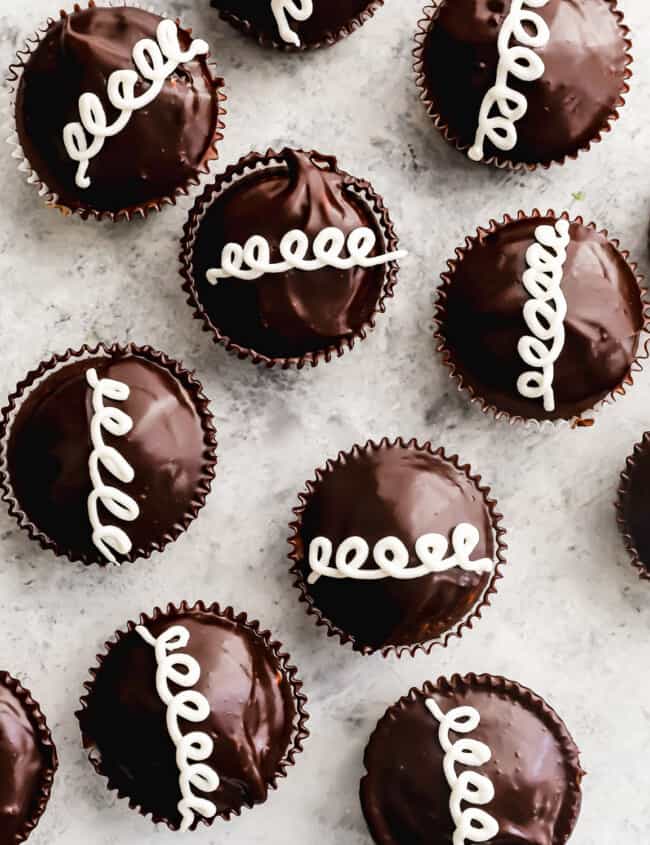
[271, 0, 314, 47]
[468, 0, 551, 162]
[206, 226, 408, 284]
[136, 625, 220, 832]
[86, 368, 140, 564]
[425, 698, 499, 845]
[63, 20, 209, 189]
[206, 226, 408, 285]
[516, 218, 571, 412]
[307, 523, 493, 584]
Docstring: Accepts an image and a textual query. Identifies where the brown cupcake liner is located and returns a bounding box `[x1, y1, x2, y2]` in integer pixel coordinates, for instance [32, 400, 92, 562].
[76, 600, 310, 831]
[288, 437, 508, 658]
[6, 0, 227, 222]
[180, 147, 403, 369]
[214, 1, 385, 51]
[434, 209, 650, 429]
[616, 432, 650, 582]
[413, 0, 632, 171]
[0, 342, 218, 566]
[0, 670, 58, 843]
[361, 673, 584, 841]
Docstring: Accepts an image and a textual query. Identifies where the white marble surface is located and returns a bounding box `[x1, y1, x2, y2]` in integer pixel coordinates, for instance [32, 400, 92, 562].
[0, 1, 649, 843]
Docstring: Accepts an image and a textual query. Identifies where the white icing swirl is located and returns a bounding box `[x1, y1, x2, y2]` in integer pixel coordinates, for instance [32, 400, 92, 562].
[468, 0, 550, 162]
[63, 20, 209, 189]
[206, 226, 408, 284]
[517, 218, 571, 412]
[307, 523, 493, 585]
[86, 368, 139, 564]
[425, 698, 499, 845]
[136, 625, 220, 832]
[271, 0, 314, 47]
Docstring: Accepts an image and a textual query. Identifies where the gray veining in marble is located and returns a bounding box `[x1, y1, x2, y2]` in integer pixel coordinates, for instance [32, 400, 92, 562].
[0, 1, 649, 842]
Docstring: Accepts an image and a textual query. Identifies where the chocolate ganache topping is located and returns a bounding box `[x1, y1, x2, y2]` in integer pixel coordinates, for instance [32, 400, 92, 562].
[14, 6, 222, 215]
[361, 675, 583, 845]
[291, 440, 504, 654]
[0, 673, 56, 843]
[3, 350, 214, 564]
[190, 149, 393, 361]
[418, 0, 630, 166]
[618, 433, 650, 580]
[438, 215, 644, 421]
[212, 0, 380, 48]
[77, 608, 300, 827]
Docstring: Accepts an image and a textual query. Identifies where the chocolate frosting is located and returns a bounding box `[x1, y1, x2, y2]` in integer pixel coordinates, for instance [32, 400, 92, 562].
[4, 352, 213, 564]
[420, 0, 629, 166]
[77, 609, 298, 827]
[191, 149, 387, 360]
[439, 216, 644, 421]
[619, 434, 650, 578]
[292, 441, 501, 653]
[212, 0, 379, 47]
[361, 676, 583, 845]
[0, 675, 56, 843]
[15, 6, 221, 214]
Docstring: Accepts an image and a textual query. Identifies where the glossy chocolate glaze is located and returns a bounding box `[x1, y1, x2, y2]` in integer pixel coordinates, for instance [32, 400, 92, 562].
[440, 217, 643, 421]
[294, 442, 498, 652]
[361, 677, 583, 845]
[78, 610, 297, 827]
[421, 0, 629, 165]
[0, 679, 52, 842]
[6, 354, 210, 564]
[212, 0, 378, 46]
[15, 6, 221, 214]
[192, 150, 386, 359]
[620, 435, 650, 577]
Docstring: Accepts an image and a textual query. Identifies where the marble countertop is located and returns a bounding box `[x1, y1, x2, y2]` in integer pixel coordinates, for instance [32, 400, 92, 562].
[0, 1, 649, 843]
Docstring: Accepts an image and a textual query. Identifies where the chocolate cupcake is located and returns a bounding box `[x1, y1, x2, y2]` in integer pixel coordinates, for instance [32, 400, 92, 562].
[181, 148, 406, 367]
[211, 0, 384, 50]
[0, 344, 217, 565]
[413, 0, 632, 169]
[77, 602, 309, 830]
[9, 4, 225, 220]
[617, 432, 650, 581]
[0, 671, 58, 843]
[288, 438, 507, 656]
[361, 674, 584, 844]
[435, 211, 648, 424]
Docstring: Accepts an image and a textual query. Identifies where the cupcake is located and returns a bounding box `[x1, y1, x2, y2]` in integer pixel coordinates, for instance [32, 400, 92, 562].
[435, 211, 648, 424]
[0, 671, 58, 843]
[181, 148, 406, 368]
[361, 674, 584, 844]
[617, 432, 650, 581]
[77, 602, 309, 830]
[9, 4, 225, 220]
[414, 0, 632, 169]
[288, 438, 507, 656]
[0, 344, 217, 565]
[211, 0, 385, 50]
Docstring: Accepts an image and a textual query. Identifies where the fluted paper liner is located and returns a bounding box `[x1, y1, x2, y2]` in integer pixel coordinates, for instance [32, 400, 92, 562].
[434, 210, 649, 428]
[616, 432, 650, 582]
[413, 0, 633, 171]
[0, 670, 58, 844]
[180, 147, 403, 369]
[6, 1, 226, 222]
[214, 0, 385, 51]
[0, 342, 218, 565]
[76, 601, 310, 830]
[288, 437, 508, 657]
[361, 673, 584, 842]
